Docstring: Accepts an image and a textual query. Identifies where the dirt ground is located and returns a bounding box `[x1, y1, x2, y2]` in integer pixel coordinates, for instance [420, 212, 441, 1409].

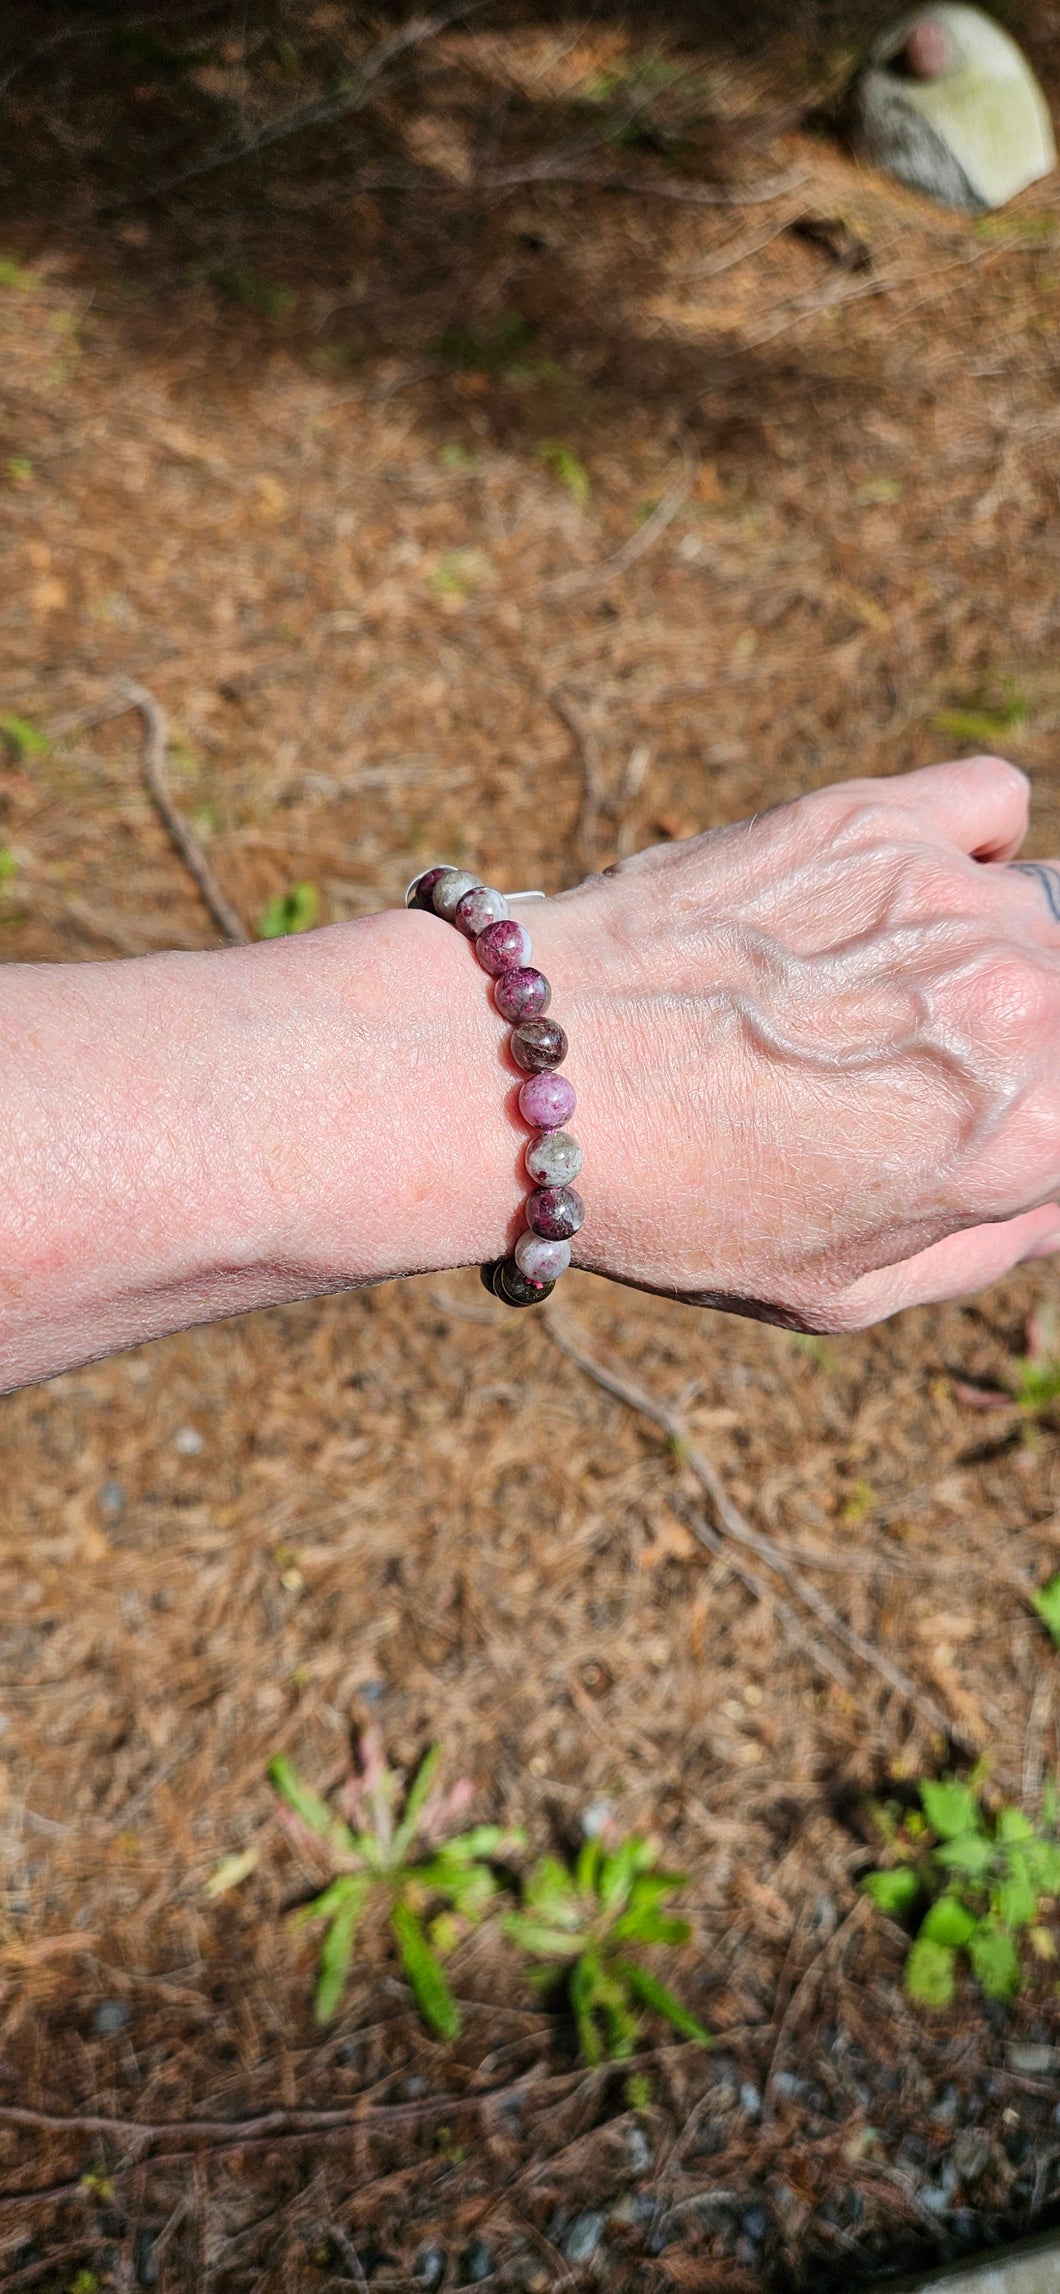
[2, 4, 1060, 2288]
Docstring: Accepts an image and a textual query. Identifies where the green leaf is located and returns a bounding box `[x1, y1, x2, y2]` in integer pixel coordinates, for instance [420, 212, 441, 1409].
[293, 1873, 365, 1927]
[571, 1952, 604, 2063]
[1042, 1777, 1059, 1829]
[968, 1921, 1021, 2000]
[203, 1846, 259, 1898]
[314, 1886, 364, 2023]
[995, 1855, 1038, 1931]
[861, 1867, 921, 1918]
[905, 1936, 956, 2008]
[575, 1838, 603, 1895]
[436, 1824, 518, 1861]
[612, 1909, 690, 1947]
[617, 1961, 712, 2046]
[996, 1806, 1035, 1843]
[920, 1779, 982, 1840]
[598, 1837, 655, 1909]
[920, 1895, 977, 1949]
[523, 1857, 583, 1922]
[503, 1914, 584, 1960]
[1032, 1574, 1060, 1648]
[932, 702, 1027, 746]
[392, 1742, 443, 1861]
[258, 881, 318, 939]
[391, 1901, 461, 2040]
[935, 1832, 995, 1878]
[0, 712, 47, 759]
[536, 439, 590, 507]
[268, 1755, 351, 1845]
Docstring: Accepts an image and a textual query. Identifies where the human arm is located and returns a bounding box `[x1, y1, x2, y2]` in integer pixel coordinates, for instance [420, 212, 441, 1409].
[0, 753, 1058, 1391]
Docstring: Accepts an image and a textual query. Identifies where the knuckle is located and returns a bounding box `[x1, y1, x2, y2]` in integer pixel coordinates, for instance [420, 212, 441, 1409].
[959, 753, 1030, 804]
[973, 951, 1054, 1038]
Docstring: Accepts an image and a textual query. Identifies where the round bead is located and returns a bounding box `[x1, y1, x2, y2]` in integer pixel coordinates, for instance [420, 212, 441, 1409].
[431, 868, 481, 921]
[515, 1231, 572, 1282]
[476, 919, 532, 975]
[494, 967, 550, 1023]
[527, 1185, 584, 1241]
[519, 1072, 576, 1130]
[406, 866, 448, 911]
[525, 1129, 582, 1187]
[454, 885, 508, 938]
[494, 1258, 556, 1308]
[511, 1017, 568, 1073]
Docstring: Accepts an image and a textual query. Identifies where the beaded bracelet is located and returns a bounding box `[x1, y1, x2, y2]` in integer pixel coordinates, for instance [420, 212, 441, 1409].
[405, 865, 583, 1308]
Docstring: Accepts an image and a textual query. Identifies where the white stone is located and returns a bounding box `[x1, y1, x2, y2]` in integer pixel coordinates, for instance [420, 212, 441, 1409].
[854, 6, 1056, 212]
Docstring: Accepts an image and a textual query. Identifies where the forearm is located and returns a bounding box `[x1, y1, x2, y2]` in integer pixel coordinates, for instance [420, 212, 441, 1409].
[0, 908, 538, 1391]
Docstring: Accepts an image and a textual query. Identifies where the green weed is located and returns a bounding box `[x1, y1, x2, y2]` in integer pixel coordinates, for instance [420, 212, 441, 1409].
[428, 549, 490, 599]
[504, 1835, 711, 2063]
[536, 440, 590, 506]
[0, 714, 48, 761]
[258, 882, 318, 938]
[270, 1732, 523, 2031]
[6, 457, 32, 485]
[1032, 1573, 1060, 1648]
[932, 681, 1028, 748]
[0, 256, 31, 291]
[861, 1774, 1060, 2008]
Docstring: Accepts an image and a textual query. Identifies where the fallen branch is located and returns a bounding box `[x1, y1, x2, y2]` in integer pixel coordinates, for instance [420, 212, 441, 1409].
[481, 163, 806, 207]
[544, 686, 607, 873]
[544, 1314, 976, 1754]
[121, 682, 248, 946]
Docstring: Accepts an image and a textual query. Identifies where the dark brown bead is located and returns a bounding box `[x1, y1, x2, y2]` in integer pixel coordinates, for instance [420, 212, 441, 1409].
[494, 1258, 556, 1308]
[511, 1017, 568, 1073]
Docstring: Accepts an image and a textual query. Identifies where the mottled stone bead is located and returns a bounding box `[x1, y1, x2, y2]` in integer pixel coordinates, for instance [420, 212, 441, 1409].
[525, 1129, 582, 1187]
[476, 919, 532, 975]
[519, 1071, 576, 1130]
[431, 867, 481, 921]
[527, 1184, 584, 1241]
[515, 1231, 572, 1282]
[454, 884, 508, 938]
[494, 967, 550, 1023]
[493, 1258, 556, 1308]
[511, 1017, 567, 1073]
[406, 866, 448, 911]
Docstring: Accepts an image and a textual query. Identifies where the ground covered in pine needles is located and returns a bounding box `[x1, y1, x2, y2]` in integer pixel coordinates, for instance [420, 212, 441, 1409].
[2, 3, 1060, 2287]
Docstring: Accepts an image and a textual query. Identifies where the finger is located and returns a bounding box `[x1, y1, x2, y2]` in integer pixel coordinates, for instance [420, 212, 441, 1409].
[829, 1204, 1060, 1330]
[853, 756, 1030, 861]
[1004, 859, 1060, 936]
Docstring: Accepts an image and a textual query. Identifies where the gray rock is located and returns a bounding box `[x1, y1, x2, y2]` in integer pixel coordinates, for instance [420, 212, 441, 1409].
[853, 6, 1056, 212]
[93, 1999, 130, 2036]
[562, 2212, 607, 2263]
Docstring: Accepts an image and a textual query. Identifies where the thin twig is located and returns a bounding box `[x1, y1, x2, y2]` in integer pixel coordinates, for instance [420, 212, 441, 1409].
[544, 687, 607, 874]
[481, 163, 806, 207]
[667, 1494, 853, 1694]
[122, 683, 248, 946]
[544, 1314, 976, 1754]
[108, 5, 488, 210]
[541, 434, 699, 600]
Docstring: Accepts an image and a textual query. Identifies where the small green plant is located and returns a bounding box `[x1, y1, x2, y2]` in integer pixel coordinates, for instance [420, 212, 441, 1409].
[428, 548, 490, 599]
[6, 456, 32, 485]
[931, 679, 1028, 749]
[270, 1731, 522, 2032]
[437, 310, 536, 376]
[258, 881, 318, 938]
[536, 440, 590, 507]
[1032, 1573, 1060, 1649]
[0, 256, 31, 291]
[862, 1774, 1060, 2008]
[211, 267, 296, 319]
[0, 713, 47, 761]
[504, 1835, 711, 2063]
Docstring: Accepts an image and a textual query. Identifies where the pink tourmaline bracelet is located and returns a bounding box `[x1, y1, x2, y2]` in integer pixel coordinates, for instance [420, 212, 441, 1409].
[405, 865, 584, 1307]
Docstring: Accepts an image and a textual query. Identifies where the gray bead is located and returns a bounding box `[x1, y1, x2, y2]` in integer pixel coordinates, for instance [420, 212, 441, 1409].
[431, 868, 481, 921]
[525, 1129, 583, 1186]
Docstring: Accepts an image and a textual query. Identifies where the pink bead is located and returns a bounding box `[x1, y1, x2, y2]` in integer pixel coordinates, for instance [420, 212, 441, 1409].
[494, 967, 550, 1023]
[476, 920, 532, 976]
[455, 885, 509, 938]
[407, 866, 448, 911]
[519, 1071, 575, 1130]
[515, 1232, 571, 1282]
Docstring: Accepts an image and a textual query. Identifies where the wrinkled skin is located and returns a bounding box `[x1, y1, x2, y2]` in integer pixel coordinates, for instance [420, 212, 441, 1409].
[535, 757, 1060, 1329]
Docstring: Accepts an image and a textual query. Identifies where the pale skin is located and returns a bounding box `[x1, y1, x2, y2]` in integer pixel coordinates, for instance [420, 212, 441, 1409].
[1, 755, 1059, 1393]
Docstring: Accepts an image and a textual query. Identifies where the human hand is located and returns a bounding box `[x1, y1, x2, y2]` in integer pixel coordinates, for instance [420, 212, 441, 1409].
[533, 757, 1060, 1329]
